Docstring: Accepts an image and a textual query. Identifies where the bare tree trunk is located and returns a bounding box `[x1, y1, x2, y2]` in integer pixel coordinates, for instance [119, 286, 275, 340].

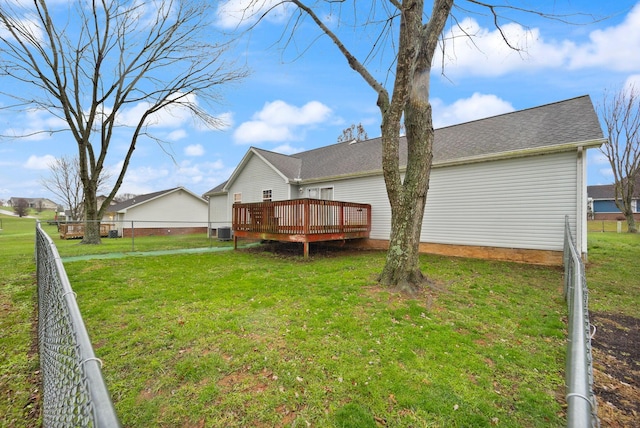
[377, 0, 451, 292]
[82, 181, 101, 244]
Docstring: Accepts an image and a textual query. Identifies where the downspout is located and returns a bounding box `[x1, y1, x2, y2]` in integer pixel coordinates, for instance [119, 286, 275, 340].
[576, 146, 588, 262]
[207, 196, 211, 238]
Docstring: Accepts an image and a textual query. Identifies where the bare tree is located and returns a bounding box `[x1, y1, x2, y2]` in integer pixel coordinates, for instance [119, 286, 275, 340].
[232, 1, 585, 292]
[13, 198, 29, 217]
[0, 0, 246, 243]
[599, 85, 640, 233]
[40, 155, 112, 221]
[337, 123, 369, 144]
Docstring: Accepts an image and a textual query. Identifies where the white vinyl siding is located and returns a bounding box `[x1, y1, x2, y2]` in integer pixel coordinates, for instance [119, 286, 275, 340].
[422, 152, 577, 251]
[113, 189, 208, 231]
[317, 151, 577, 251]
[209, 194, 229, 223]
[313, 175, 392, 241]
[227, 154, 289, 203]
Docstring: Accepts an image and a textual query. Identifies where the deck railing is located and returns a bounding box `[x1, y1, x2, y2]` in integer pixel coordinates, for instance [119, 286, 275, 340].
[233, 199, 371, 236]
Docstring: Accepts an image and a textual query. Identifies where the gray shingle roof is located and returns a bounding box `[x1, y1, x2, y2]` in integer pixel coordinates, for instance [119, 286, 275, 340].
[206, 95, 604, 192]
[588, 176, 640, 199]
[108, 187, 180, 212]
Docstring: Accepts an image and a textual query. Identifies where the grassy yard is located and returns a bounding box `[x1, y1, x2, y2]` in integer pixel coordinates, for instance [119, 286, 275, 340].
[64, 249, 569, 427]
[586, 231, 639, 316]
[1, 214, 637, 427]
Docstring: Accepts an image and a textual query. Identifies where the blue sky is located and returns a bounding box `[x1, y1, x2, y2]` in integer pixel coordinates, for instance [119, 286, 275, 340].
[1, 0, 640, 204]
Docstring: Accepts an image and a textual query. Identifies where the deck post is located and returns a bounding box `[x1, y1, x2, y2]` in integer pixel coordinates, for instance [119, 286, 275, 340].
[303, 242, 309, 258]
[234, 235, 238, 251]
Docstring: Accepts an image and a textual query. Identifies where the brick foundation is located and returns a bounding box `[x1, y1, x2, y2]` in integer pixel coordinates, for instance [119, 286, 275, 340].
[341, 239, 563, 266]
[121, 227, 207, 238]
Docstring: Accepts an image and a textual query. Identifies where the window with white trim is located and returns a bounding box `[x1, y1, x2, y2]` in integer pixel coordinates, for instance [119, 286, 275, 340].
[233, 193, 242, 203]
[262, 189, 272, 202]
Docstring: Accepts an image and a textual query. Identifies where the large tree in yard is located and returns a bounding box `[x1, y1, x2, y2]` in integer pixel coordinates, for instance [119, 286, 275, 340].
[229, 0, 575, 293]
[0, 0, 246, 243]
[599, 85, 640, 233]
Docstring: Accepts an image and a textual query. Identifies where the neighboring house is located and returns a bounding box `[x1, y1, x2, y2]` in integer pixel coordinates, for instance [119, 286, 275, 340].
[587, 176, 640, 220]
[8, 197, 58, 210]
[204, 96, 605, 264]
[105, 187, 208, 237]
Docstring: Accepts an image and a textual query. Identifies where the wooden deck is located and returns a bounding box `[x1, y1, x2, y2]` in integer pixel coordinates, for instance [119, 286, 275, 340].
[58, 223, 112, 239]
[232, 199, 371, 257]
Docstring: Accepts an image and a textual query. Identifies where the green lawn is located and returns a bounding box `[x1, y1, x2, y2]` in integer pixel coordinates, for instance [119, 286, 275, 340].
[586, 232, 640, 316]
[1, 213, 638, 427]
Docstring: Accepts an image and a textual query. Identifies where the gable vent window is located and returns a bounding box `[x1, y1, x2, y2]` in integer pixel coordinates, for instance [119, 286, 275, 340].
[233, 193, 242, 203]
[262, 189, 272, 202]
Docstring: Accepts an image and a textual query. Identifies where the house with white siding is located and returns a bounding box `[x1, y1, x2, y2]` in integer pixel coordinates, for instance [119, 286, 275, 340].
[204, 95, 605, 264]
[106, 187, 209, 237]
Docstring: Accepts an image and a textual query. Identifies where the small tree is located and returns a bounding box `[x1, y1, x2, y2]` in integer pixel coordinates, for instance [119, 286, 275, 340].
[40, 156, 111, 222]
[599, 85, 640, 233]
[337, 123, 369, 144]
[13, 198, 28, 217]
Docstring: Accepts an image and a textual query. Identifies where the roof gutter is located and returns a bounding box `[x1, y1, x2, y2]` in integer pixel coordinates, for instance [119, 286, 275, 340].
[433, 138, 607, 169]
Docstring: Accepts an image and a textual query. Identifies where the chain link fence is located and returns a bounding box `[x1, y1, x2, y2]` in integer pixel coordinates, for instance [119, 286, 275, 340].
[563, 216, 599, 428]
[35, 221, 121, 427]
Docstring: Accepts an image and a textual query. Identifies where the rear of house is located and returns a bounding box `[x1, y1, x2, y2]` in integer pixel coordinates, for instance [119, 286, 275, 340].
[205, 96, 605, 264]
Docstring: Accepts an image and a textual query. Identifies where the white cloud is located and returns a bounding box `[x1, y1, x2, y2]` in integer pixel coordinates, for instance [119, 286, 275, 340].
[24, 154, 56, 170]
[167, 130, 188, 142]
[569, 4, 640, 72]
[436, 18, 571, 77]
[272, 143, 305, 155]
[116, 93, 198, 128]
[215, 112, 235, 131]
[184, 144, 205, 156]
[3, 108, 68, 141]
[215, 0, 291, 29]
[233, 100, 332, 144]
[625, 74, 640, 90]
[436, 4, 640, 78]
[432, 93, 515, 128]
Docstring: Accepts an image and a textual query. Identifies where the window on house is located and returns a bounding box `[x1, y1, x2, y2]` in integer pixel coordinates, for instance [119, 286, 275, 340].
[308, 187, 333, 200]
[262, 189, 272, 202]
[233, 193, 242, 203]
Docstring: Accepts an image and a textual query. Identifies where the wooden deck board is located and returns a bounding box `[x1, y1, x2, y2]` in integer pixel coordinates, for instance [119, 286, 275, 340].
[232, 199, 371, 257]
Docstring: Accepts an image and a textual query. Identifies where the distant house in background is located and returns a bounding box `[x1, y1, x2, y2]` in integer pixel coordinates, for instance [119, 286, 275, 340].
[204, 96, 605, 265]
[105, 187, 208, 237]
[587, 176, 640, 220]
[8, 197, 58, 210]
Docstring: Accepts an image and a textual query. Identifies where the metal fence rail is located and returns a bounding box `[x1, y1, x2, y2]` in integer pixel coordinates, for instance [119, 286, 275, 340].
[35, 221, 121, 427]
[563, 216, 598, 428]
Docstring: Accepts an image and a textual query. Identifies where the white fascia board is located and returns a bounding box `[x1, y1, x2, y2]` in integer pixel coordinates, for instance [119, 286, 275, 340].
[433, 139, 606, 169]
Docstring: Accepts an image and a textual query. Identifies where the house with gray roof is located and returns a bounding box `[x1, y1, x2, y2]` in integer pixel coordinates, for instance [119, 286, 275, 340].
[587, 176, 640, 221]
[204, 95, 605, 264]
[105, 187, 208, 237]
